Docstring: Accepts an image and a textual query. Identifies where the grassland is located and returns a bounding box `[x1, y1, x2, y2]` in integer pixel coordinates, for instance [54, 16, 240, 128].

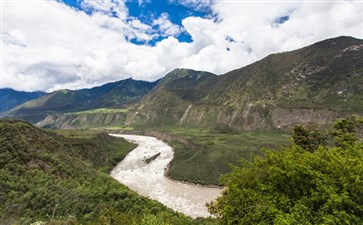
[152, 128, 291, 185]
[65, 108, 129, 115]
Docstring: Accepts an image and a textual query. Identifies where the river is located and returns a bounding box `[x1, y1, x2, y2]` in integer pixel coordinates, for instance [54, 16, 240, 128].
[110, 134, 222, 218]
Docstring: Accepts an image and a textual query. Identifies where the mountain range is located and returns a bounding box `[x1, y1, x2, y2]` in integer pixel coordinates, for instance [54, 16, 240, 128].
[1, 78, 158, 123]
[0, 88, 45, 113]
[2, 36, 363, 130]
[127, 36, 363, 130]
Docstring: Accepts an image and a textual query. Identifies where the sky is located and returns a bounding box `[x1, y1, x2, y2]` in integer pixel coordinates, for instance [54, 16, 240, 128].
[1, 0, 363, 92]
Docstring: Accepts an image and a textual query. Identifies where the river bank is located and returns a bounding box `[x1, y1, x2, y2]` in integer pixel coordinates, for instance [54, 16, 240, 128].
[109, 134, 222, 218]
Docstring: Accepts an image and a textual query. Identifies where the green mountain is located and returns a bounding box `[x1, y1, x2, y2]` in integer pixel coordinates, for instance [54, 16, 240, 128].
[0, 119, 197, 224]
[126, 68, 217, 127]
[38, 69, 217, 129]
[0, 88, 45, 112]
[126, 36, 363, 130]
[3, 78, 158, 123]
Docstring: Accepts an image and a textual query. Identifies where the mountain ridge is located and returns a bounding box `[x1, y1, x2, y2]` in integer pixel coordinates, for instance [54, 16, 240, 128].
[0, 88, 46, 112]
[125, 36, 363, 130]
[2, 78, 158, 123]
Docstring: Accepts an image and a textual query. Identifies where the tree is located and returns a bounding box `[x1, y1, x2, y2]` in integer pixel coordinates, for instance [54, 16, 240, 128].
[330, 115, 363, 147]
[209, 117, 363, 225]
[291, 123, 327, 152]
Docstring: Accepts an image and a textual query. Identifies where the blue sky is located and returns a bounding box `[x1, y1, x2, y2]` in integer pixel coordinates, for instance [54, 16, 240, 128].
[61, 0, 214, 45]
[2, 0, 363, 91]
[125, 0, 198, 44]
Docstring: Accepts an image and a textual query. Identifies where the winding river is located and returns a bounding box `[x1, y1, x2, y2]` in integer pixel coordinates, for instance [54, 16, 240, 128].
[110, 134, 222, 218]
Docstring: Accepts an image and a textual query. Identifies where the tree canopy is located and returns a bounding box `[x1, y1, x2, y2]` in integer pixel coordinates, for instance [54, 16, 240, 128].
[208, 116, 363, 225]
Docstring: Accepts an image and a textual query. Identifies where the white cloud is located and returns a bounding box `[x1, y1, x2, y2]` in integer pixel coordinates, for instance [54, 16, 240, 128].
[170, 0, 213, 11]
[1, 0, 362, 91]
[137, 0, 151, 6]
[153, 13, 182, 37]
[81, 0, 128, 19]
[211, 1, 363, 59]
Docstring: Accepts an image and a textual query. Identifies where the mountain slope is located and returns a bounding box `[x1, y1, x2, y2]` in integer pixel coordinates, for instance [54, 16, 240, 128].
[126, 69, 217, 127]
[0, 119, 195, 224]
[78, 78, 158, 108]
[126, 36, 363, 130]
[0, 88, 45, 112]
[3, 78, 158, 123]
[37, 108, 129, 129]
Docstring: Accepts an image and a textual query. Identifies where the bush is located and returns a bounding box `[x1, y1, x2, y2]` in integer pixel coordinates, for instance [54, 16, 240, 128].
[209, 117, 363, 224]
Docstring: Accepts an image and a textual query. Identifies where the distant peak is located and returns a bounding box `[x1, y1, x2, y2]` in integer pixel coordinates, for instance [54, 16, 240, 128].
[162, 68, 216, 83]
[0, 87, 46, 94]
[167, 68, 203, 74]
[313, 36, 362, 48]
[328, 36, 360, 41]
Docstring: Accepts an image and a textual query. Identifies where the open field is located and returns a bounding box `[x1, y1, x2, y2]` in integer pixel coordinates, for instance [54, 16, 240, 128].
[152, 128, 291, 185]
[65, 108, 129, 115]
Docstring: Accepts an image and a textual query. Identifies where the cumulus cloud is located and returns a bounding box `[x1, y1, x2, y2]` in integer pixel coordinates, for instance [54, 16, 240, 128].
[210, 1, 362, 59]
[1, 0, 362, 91]
[153, 13, 182, 37]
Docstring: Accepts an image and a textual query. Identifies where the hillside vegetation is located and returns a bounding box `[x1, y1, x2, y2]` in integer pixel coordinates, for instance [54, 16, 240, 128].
[0, 120, 210, 225]
[208, 116, 363, 224]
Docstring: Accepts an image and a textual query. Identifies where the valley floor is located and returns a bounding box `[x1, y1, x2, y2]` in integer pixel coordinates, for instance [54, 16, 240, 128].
[149, 128, 291, 185]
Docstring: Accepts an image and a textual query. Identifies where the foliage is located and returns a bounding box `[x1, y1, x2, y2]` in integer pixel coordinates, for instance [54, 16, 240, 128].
[292, 123, 327, 152]
[208, 117, 363, 224]
[330, 115, 363, 147]
[47, 129, 136, 172]
[292, 115, 363, 151]
[0, 119, 199, 225]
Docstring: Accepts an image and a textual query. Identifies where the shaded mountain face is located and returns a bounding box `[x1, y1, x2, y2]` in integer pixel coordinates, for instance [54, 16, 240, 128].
[3, 78, 158, 123]
[0, 88, 45, 112]
[126, 36, 363, 130]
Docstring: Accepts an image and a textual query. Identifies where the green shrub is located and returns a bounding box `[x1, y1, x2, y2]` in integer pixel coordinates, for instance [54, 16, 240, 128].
[209, 117, 363, 224]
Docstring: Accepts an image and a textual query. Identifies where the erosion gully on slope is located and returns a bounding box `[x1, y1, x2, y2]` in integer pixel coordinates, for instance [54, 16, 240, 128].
[110, 134, 222, 218]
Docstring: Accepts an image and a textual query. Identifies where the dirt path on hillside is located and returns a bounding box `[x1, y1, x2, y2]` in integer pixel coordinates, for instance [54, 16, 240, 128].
[110, 134, 222, 218]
